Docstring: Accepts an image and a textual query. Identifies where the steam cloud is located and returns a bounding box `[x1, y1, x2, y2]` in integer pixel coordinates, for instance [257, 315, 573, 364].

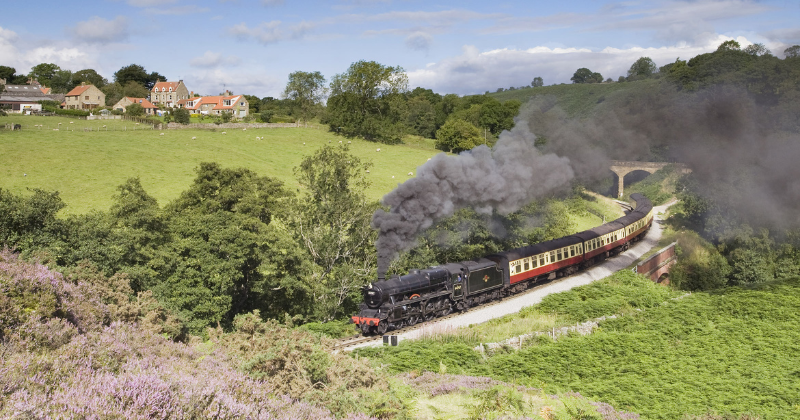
[372, 116, 575, 276]
[373, 83, 800, 275]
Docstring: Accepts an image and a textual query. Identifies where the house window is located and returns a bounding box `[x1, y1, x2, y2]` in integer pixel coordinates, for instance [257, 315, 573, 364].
[85, 96, 89, 100]
[223, 100, 231, 106]
[169, 87, 172, 92]
[240, 102, 245, 106]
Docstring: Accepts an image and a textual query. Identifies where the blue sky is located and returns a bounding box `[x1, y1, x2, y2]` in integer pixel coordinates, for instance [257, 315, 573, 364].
[1, 0, 798, 97]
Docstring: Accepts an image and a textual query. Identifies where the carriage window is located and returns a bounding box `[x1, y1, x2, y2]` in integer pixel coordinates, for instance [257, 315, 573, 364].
[532, 258, 538, 268]
[570, 247, 574, 257]
[556, 250, 562, 261]
[539, 256, 544, 266]
[524, 261, 529, 271]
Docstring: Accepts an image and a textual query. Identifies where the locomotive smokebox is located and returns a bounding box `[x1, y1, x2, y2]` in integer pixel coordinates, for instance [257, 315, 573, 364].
[378, 275, 385, 281]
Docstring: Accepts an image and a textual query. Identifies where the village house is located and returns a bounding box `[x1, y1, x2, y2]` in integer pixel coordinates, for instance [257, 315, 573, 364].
[64, 83, 105, 110]
[177, 91, 248, 118]
[112, 97, 158, 115]
[0, 78, 64, 114]
[150, 80, 189, 108]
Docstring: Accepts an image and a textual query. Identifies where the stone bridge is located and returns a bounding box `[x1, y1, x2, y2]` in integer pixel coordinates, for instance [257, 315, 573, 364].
[610, 161, 691, 197]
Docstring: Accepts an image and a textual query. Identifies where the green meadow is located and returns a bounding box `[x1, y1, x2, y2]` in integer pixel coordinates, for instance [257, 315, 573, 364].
[1, 115, 440, 214]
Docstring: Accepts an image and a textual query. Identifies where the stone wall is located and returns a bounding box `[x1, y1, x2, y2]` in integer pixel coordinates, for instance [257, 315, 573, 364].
[166, 122, 299, 130]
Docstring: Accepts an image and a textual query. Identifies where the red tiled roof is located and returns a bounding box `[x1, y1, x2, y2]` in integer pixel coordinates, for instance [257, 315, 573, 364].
[177, 95, 245, 111]
[152, 81, 181, 92]
[40, 87, 51, 94]
[65, 85, 92, 96]
[125, 97, 157, 109]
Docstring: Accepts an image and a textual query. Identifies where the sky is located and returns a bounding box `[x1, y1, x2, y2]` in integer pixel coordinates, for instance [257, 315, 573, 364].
[1, 0, 799, 98]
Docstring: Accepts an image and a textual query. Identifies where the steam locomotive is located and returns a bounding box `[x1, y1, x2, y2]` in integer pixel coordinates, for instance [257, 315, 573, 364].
[352, 194, 654, 335]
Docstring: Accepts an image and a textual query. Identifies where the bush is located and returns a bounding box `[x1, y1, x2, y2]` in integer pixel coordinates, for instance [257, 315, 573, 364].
[173, 108, 190, 125]
[126, 103, 144, 117]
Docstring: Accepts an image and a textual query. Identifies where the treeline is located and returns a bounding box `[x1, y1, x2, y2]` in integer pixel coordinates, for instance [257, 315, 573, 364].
[0, 158, 597, 337]
[0, 147, 378, 336]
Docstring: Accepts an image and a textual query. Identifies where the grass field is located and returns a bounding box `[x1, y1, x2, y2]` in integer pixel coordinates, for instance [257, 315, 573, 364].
[0, 115, 440, 214]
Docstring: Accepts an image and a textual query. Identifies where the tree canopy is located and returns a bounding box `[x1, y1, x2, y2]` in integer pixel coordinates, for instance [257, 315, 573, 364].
[283, 70, 327, 124]
[326, 60, 409, 143]
[113, 64, 165, 90]
[627, 57, 657, 80]
[571, 67, 604, 84]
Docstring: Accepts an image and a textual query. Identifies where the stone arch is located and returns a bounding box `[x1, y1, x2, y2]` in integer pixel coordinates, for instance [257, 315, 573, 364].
[609, 161, 691, 197]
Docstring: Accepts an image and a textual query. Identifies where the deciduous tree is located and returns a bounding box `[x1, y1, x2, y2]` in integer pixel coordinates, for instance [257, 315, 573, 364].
[283, 70, 327, 125]
[571, 68, 603, 84]
[290, 145, 377, 320]
[627, 57, 657, 80]
[435, 119, 482, 153]
[326, 60, 408, 143]
[531, 76, 544, 87]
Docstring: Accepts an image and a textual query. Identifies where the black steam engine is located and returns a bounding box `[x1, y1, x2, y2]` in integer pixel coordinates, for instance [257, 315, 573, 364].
[353, 194, 654, 335]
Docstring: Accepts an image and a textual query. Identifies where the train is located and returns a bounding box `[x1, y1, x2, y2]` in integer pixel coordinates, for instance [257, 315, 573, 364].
[352, 194, 654, 335]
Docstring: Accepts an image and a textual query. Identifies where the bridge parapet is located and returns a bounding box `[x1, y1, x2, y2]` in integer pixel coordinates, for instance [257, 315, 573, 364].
[610, 161, 691, 197]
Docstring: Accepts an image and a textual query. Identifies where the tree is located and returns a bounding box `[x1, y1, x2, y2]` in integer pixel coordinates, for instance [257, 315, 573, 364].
[326, 60, 409, 143]
[406, 96, 437, 138]
[784, 45, 800, 58]
[28, 63, 61, 86]
[114, 64, 164, 90]
[435, 119, 482, 153]
[717, 40, 741, 52]
[290, 145, 377, 320]
[478, 98, 521, 135]
[49, 69, 74, 93]
[73, 69, 108, 89]
[531, 76, 544, 87]
[627, 57, 657, 80]
[571, 68, 603, 84]
[283, 70, 327, 125]
[743, 43, 771, 57]
[126, 103, 144, 116]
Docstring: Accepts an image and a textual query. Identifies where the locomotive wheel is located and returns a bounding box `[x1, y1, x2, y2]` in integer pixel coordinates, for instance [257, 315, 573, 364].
[407, 315, 419, 326]
[377, 320, 388, 335]
[360, 322, 373, 335]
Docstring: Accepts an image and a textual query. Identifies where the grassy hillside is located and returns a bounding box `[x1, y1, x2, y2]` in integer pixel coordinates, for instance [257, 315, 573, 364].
[487, 79, 662, 117]
[0, 115, 439, 214]
[358, 271, 800, 419]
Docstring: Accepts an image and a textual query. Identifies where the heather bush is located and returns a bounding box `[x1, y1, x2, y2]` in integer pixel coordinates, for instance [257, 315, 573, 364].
[212, 311, 409, 417]
[0, 251, 377, 419]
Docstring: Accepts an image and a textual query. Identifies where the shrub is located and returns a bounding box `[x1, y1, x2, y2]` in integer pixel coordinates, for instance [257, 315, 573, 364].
[126, 103, 144, 117]
[173, 107, 190, 125]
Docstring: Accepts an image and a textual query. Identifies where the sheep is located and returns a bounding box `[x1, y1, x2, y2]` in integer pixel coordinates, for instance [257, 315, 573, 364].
[160, 133, 165, 136]
[69, 121, 73, 124]
[408, 172, 413, 176]
[222, 132, 227, 134]
[427, 158, 431, 161]
[348, 141, 351, 144]
[365, 170, 370, 173]
[243, 128, 247, 131]
[376, 148, 381, 152]
[391, 176, 394, 179]
[192, 136, 197, 140]
[339, 140, 342, 143]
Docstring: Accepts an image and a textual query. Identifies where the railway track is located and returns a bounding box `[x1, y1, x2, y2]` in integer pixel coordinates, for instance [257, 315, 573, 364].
[333, 274, 569, 351]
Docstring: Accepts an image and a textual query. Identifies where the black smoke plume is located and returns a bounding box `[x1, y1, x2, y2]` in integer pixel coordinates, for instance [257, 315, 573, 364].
[372, 117, 575, 276]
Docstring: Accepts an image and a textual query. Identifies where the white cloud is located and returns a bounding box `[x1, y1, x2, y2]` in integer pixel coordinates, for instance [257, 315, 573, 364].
[188, 68, 282, 98]
[406, 32, 432, 51]
[407, 35, 753, 95]
[71, 16, 129, 44]
[228, 20, 314, 45]
[0, 26, 95, 74]
[190, 51, 240, 68]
